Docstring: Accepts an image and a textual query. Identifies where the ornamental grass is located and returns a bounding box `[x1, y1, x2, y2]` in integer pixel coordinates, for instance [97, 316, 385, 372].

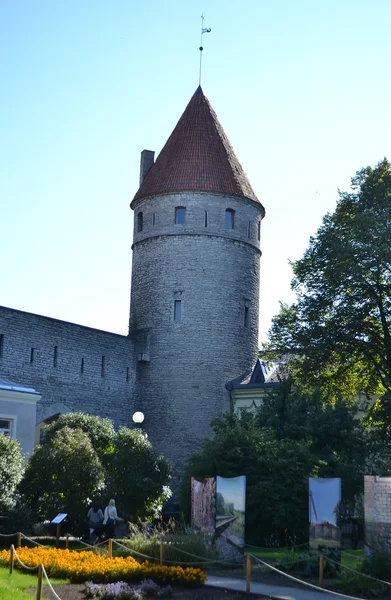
[0, 547, 207, 586]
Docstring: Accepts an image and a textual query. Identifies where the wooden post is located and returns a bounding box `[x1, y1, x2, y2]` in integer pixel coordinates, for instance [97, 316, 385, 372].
[36, 564, 43, 600]
[9, 545, 14, 574]
[17, 532, 21, 548]
[319, 554, 324, 586]
[108, 538, 113, 558]
[159, 541, 163, 565]
[65, 535, 69, 549]
[56, 523, 61, 549]
[246, 554, 251, 593]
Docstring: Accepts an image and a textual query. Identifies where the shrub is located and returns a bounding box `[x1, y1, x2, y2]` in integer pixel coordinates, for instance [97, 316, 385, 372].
[363, 549, 391, 582]
[118, 521, 217, 565]
[0, 435, 24, 513]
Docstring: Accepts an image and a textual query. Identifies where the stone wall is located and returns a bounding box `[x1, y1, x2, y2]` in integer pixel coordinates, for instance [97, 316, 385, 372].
[130, 191, 263, 487]
[364, 475, 391, 551]
[0, 306, 135, 429]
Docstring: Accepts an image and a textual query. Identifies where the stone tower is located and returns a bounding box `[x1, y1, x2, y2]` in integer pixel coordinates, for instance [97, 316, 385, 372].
[129, 87, 265, 486]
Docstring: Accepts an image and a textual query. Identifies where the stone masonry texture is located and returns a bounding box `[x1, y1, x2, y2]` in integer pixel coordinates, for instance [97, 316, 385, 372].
[130, 191, 263, 486]
[364, 475, 391, 551]
[0, 306, 135, 428]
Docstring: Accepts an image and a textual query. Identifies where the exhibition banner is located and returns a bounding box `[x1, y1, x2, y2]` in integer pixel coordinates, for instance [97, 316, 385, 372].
[309, 477, 341, 549]
[191, 477, 216, 534]
[216, 475, 246, 549]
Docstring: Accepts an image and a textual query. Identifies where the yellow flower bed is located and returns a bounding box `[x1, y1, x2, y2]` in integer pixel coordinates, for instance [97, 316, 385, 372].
[0, 547, 207, 585]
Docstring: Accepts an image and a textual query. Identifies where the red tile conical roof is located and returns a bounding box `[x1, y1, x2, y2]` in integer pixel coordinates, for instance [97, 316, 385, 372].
[132, 87, 263, 211]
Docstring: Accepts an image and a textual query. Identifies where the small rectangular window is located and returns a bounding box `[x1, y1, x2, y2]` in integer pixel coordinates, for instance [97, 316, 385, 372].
[174, 300, 181, 321]
[204, 211, 208, 227]
[247, 221, 251, 238]
[152, 213, 156, 227]
[137, 212, 143, 232]
[30, 348, 35, 364]
[53, 346, 58, 368]
[0, 419, 12, 437]
[101, 356, 105, 377]
[225, 209, 234, 229]
[175, 207, 186, 225]
[81, 357, 84, 374]
[244, 306, 249, 328]
[126, 367, 129, 382]
[257, 221, 261, 241]
[0, 334, 4, 358]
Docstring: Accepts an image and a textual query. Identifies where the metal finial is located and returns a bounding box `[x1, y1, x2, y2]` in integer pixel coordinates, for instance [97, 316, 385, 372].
[199, 14, 211, 86]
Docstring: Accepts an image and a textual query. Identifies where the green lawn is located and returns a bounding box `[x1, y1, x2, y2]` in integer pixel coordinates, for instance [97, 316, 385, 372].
[245, 547, 365, 571]
[0, 565, 69, 600]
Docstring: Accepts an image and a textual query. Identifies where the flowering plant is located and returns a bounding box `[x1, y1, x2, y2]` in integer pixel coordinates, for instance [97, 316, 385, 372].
[85, 579, 172, 598]
[0, 547, 206, 586]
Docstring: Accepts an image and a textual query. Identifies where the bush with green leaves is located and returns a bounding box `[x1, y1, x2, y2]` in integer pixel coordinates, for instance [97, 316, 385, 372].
[0, 434, 24, 513]
[107, 428, 171, 521]
[117, 521, 216, 565]
[19, 427, 105, 531]
[18, 413, 172, 531]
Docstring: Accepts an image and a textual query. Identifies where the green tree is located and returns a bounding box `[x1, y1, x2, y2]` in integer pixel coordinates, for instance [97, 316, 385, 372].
[106, 428, 171, 520]
[0, 435, 24, 513]
[181, 412, 315, 545]
[19, 427, 105, 530]
[20, 413, 172, 530]
[42, 412, 115, 460]
[264, 159, 391, 417]
[256, 383, 389, 501]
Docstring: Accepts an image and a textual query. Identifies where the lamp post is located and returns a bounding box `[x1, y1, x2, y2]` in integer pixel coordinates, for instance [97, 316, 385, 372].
[132, 411, 147, 438]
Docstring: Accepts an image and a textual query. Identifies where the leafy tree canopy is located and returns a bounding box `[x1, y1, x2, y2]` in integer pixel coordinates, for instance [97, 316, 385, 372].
[181, 385, 391, 544]
[19, 427, 105, 528]
[181, 411, 314, 544]
[42, 411, 115, 459]
[0, 435, 24, 513]
[107, 428, 172, 520]
[19, 413, 172, 530]
[263, 159, 391, 418]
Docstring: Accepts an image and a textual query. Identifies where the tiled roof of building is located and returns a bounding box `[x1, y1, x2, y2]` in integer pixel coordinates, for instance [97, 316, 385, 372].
[132, 86, 263, 211]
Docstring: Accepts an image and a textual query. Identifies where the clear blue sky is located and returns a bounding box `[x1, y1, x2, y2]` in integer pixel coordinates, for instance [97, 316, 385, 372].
[217, 476, 246, 512]
[1, 0, 390, 342]
[309, 478, 341, 525]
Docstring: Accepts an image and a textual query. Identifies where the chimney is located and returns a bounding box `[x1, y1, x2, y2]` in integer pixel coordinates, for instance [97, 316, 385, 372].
[139, 150, 155, 186]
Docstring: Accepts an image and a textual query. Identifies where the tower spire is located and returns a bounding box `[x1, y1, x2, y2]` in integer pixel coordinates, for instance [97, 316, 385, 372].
[199, 14, 211, 86]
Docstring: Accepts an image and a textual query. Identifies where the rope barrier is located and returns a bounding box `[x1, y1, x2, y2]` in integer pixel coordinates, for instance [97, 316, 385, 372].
[41, 564, 63, 600]
[162, 542, 242, 564]
[21, 533, 45, 547]
[0, 532, 17, 538]
[251, 555, 366, 600]
[325, 555, 391, 587]
[13, 546, 39, 572]
[112, 539, 241, 567]
[246, 541, 309, 550]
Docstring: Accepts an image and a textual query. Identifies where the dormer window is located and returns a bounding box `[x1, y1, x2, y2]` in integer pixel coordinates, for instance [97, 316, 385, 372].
[225, 209, 235, 229]
[137, 212, 143, 232]
[175, 207, 186, 225]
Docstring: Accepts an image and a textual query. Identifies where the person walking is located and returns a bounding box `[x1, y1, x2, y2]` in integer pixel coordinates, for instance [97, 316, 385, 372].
[84, 502, 104, 542]
[103, 499, 119, 539]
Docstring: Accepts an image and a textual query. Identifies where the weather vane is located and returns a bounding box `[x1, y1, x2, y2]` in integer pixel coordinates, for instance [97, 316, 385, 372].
[199, 14, 211, 86]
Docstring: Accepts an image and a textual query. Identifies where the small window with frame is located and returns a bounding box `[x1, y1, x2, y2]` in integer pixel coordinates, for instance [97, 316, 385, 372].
[175, 207, 186, 225]
[137, 212, 143, 232]
[0, 418, 13, 437]
[225, 209, 235, 230]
